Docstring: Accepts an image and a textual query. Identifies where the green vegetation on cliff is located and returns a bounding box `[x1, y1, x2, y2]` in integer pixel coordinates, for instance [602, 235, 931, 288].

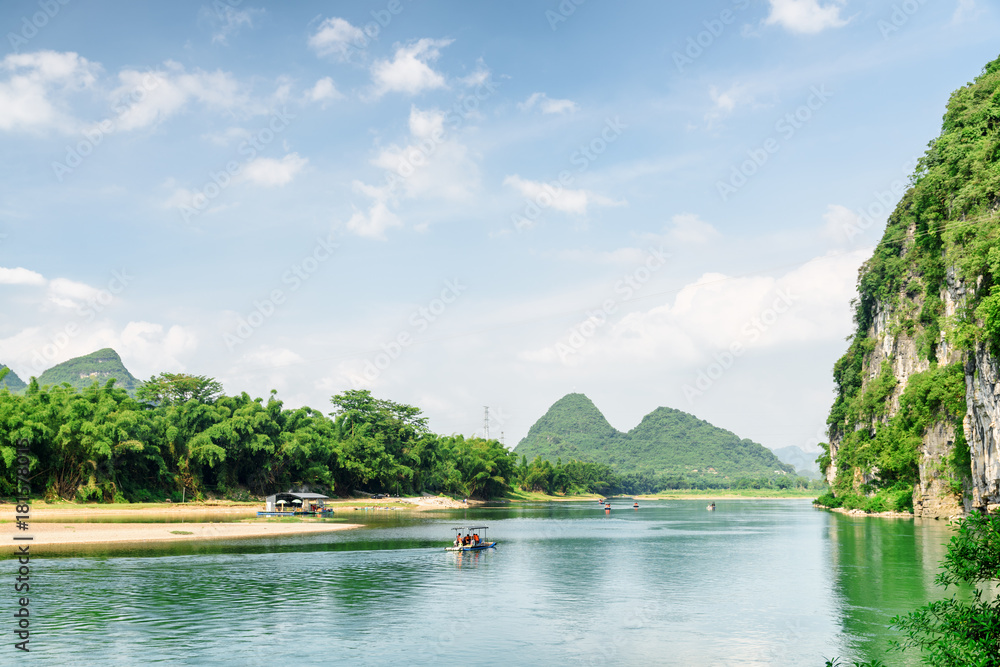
[515, 393, 794, 482]
[37, 348, 141, 395]
[822, 55, 1000, 509]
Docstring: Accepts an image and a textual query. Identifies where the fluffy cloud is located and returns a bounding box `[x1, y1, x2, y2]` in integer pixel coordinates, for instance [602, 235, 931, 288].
[371, 107, 479, 201]
[345, 191, 403, 240]
[518, 92, 578, 115]
[111, 62, 244, 132]
[503, 175, 623, 216]
[240, 153, 308, 187]
[309, 17, 366, 60]
[371, 39, 452, 97]
[46, 277, 105, 309]
[200, 5, 264, 45]
[0, 266, 46, 285]
[764, 0, 850, 34]
[307, 77, 341, 104]
[0, 50, 98, 133]
[521, 248, 869, 368]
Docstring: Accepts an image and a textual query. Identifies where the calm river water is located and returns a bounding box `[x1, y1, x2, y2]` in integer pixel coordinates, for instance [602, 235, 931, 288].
[19, 499, 954, 665]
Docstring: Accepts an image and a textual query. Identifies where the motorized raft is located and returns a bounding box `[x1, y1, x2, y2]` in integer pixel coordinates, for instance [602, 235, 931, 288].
[446, 526, 497, 551]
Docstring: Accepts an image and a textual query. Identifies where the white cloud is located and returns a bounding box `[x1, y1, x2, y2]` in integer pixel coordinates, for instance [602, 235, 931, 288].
[307, 77, 341, 104]
[200, 5, 263, 45]
[371, 38, 452, 97]
[0, 266, 46, 286]
[345, 196, 403, 241]
[46, 277, 104, 309]
[460, 64, 491, 87]
[239, 153, 308, 187]
[661, 213, 721, 245]
[0, 50, 98, 133]
[764, 0, 850, 34]
[370, 107, 479, 201]
[117, 321, 198, 375]
[309, 17, 366, 60]
[111, 62, 244, 132]
[521, 248, 869, 368]
[503, 175, 624, 216]
[518, 92, 578, 115]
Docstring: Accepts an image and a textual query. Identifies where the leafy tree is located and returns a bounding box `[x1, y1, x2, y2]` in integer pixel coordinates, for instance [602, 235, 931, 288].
[891, 512, 1000, 665]
[137, 373, 223, 406]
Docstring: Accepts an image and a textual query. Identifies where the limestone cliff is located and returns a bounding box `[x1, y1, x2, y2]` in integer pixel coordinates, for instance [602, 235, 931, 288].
[821, 55, 1000, 517]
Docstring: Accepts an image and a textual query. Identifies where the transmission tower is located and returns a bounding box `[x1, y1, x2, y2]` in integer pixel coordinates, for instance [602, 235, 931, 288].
[483, 406, 490, 440]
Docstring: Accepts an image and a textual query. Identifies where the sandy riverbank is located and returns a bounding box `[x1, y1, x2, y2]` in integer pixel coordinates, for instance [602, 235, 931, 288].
[19, 494, 479, 519]
[7, 521, 363, 546]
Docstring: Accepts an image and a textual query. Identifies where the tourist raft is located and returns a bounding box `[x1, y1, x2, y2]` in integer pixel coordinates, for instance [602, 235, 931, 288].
[447, 526, 497, 551]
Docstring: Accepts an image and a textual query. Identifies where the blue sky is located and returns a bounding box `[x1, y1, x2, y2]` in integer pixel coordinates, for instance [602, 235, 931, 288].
[0, 0, 996, 454]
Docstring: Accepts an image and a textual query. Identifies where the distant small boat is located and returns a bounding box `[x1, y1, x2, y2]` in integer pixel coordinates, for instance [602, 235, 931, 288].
[707, 502, 716, 511]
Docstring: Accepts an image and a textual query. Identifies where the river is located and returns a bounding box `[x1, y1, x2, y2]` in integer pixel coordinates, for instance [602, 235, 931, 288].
[19, 499, 954, 665]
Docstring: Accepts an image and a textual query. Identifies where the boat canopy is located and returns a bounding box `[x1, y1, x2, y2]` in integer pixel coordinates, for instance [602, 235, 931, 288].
[452, 526, 489, 531]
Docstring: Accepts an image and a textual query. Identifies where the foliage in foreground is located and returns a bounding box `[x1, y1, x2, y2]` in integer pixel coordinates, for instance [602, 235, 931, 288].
[891, 511, 1000, 666]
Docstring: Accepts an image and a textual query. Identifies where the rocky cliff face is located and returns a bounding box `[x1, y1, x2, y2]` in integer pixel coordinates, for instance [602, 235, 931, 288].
[966, 343, 1000, 511]
[822, 55, 1000, 517]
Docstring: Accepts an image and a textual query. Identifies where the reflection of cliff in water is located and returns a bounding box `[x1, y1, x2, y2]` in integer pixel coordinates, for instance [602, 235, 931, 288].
[826, 513, 953, 662]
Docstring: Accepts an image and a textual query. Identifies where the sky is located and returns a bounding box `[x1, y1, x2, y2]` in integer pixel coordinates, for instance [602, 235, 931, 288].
[0, 0, 997, 456]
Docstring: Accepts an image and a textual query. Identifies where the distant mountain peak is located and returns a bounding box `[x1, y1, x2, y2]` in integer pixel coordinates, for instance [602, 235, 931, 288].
[515, 393, 793, 478]
[36, 348, 140, 395]
[0, 364, 27, 392]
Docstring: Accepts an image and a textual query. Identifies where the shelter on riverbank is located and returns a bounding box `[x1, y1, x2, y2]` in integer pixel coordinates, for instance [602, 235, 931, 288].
[264, 492, 330, 513]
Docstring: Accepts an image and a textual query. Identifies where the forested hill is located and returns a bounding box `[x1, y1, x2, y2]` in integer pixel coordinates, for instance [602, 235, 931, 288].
[0, 365, 26, 392]
[36, 348, 141, 395]
[513, 393, 618, 462]
[514, 394, 793, 479]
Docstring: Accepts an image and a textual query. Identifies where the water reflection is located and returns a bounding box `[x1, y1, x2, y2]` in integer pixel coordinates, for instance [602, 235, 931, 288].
[825, 512, 954, 664]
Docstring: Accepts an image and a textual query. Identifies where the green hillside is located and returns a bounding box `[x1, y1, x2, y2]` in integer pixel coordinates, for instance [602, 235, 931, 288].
[515, 394, 794, 479]
[37, 348, 141, 395]
[0, 365, 26, 393]
[514, 393, 620, 462]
